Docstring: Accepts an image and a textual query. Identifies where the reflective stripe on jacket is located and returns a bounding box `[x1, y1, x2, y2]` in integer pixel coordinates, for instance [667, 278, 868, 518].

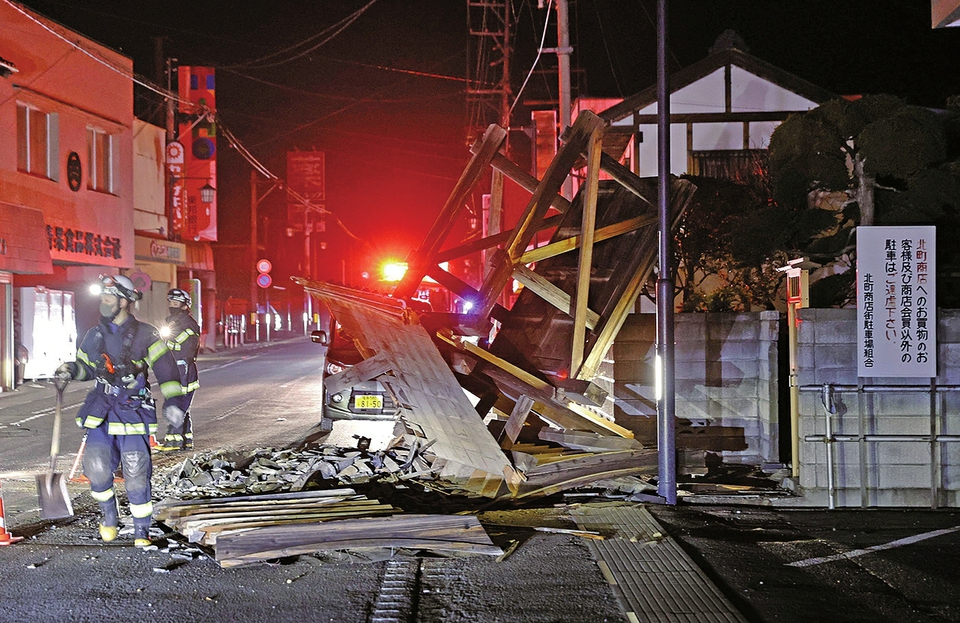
[74, 316, 186, 434]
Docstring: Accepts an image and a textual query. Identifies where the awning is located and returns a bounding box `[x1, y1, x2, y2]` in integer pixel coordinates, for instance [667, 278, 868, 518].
[183, 240, 215, 271]
[0, 203, 53, 274]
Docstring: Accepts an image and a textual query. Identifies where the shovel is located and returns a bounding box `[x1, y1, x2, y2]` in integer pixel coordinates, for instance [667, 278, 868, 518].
[36, 376, 74, 520]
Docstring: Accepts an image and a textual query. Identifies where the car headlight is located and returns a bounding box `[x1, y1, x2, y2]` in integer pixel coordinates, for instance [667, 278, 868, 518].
[326, 361, 345, 375]
[331, 392, 344, 403]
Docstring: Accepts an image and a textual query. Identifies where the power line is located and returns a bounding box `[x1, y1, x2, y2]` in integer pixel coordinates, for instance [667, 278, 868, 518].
[226, 0, 380, 70]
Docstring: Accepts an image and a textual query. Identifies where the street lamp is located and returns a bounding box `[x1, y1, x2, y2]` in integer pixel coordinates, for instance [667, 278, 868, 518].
[199, 182, 216, 204]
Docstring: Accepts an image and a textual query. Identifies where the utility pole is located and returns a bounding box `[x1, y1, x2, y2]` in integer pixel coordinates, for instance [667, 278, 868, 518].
[467, 0, 512, 282]
[554, 0, 572, 199]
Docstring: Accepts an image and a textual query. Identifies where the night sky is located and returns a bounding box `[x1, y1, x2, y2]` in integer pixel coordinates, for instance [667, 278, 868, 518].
[13, 0, 960, 290]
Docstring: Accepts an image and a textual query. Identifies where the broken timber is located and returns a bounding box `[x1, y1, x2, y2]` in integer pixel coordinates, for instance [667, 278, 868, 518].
[294, 110, 696, 499]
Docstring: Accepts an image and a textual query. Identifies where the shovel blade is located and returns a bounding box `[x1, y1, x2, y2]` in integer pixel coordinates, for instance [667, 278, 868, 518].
[36, 472, 74, 520]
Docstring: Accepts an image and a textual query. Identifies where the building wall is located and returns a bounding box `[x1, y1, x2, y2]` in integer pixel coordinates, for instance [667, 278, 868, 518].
[613, 311, 781, 466]
[0, 3, 135, 383]
[796, 308, 960, 507]
[612, 308, 960, 507]
[0, 3, 134, 270]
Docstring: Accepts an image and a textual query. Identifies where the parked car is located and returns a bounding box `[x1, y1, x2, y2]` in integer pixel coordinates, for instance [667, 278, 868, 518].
[311, 304, 400, 430]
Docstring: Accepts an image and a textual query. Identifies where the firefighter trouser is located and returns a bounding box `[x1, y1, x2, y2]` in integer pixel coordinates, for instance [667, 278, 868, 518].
[162, 391, 195, 448]
[83, 425, 153, 529]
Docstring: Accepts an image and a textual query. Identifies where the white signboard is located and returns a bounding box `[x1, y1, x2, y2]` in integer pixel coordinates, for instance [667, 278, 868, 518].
[857, 226, 936, 377]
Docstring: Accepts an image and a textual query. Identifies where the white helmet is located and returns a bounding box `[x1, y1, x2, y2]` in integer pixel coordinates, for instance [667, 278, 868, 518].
[98, 274, 142, 301]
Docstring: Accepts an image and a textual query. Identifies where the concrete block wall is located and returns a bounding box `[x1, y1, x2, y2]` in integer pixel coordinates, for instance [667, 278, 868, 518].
[613, 311, 781, 464]
[796, 308, 959, 507]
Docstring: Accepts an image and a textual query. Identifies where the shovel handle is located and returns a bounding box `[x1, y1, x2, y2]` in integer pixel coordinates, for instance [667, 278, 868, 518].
[49, 381, 67, 473]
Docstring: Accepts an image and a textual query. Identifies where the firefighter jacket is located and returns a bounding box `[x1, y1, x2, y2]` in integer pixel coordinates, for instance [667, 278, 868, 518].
[164, 310, 201, 394]
[73, 315, 188, 436]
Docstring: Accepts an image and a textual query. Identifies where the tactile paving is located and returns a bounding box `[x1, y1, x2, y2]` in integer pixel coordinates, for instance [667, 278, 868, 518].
[572, 504, 746, 623]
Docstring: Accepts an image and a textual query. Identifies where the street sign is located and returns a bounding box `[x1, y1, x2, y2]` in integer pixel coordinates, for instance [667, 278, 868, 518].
[256, 273, 272, 289]
[256, 259, 272, 274]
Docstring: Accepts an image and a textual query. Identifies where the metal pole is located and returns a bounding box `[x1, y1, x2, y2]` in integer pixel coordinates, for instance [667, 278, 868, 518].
[824, 395, 836, 510]
[655, 0, 676, 505]
[788, 301, 800, 478]
[250, 170, 259, 321]
[556, 0, 573, 200]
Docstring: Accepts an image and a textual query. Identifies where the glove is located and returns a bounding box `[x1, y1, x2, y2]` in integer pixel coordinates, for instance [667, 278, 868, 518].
[163, 403, 186, 427]
[55, 362, 77, 381]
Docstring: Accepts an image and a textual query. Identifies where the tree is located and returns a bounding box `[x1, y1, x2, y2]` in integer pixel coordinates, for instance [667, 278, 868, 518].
[769, 95, 960, 306]
[668, 171, 837, 312]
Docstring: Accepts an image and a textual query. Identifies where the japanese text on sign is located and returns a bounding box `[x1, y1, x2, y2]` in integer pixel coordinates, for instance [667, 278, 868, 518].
[857, 226, 935, 377]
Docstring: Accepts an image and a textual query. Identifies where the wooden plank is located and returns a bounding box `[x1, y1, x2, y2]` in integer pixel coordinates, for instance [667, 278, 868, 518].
[501, 395, 535, 445]
[511, 265, 600, 330]
[475, 149, 572, 214]
[395, 124, 507, 300]
[518, 214, 656, 264]
[572, 125, 602, 374]
[160, 496, 364, 522]
[538, 430, 643, 452]
[215, 514, 502, 567]
[435, 332, 552, 393]
[476, 111, 606, 319]
[434, 213, 564, 264]
[154, 488, 358, 520]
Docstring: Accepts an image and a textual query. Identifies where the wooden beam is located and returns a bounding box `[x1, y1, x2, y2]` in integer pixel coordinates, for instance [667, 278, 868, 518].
[472, 149, 573, 214]
[475, 112, 606, 319]
[395, 124, 507, 300]
[571, 127, 602, 373]
[576, 179, 697, 380]
[435, 213, 564, 264]
[598, 152, 654, 206]
[512, 264, 599, 330]
[436, 332, 552, 392]
[518, 214, 656, 264]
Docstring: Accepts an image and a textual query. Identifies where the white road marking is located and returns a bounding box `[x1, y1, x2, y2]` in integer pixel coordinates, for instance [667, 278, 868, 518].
[3, 402, 85, 427]
[202, 356, 259, 373]
[787, 526, 960, 567]
[279, 370, 323, 389]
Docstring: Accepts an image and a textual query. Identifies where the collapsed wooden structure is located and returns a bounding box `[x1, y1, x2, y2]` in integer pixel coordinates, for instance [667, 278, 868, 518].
[295, 110, 697, 498]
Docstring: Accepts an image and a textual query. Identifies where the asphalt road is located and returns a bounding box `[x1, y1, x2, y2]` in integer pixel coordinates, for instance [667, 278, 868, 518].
[2, 337, 959, 622]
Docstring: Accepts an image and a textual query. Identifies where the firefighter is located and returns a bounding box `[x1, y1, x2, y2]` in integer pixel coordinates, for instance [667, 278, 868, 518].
[56, 274, 188, 548]
[155, 288, 200, 452]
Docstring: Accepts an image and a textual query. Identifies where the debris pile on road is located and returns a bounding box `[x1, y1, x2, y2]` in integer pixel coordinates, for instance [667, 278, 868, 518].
[154, 488, 501, 568]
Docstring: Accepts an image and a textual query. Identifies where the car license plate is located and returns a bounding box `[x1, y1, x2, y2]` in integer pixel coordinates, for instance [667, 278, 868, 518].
[354, 394, 383, 410]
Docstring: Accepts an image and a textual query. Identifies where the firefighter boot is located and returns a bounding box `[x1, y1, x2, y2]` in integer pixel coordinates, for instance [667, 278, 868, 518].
[99, 499, 119, 542]
[133, 521, 151, 548]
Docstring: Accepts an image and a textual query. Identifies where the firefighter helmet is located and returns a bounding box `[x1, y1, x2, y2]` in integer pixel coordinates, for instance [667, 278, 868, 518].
[167, 288, 192, 308]
[99, 274, 142, 302]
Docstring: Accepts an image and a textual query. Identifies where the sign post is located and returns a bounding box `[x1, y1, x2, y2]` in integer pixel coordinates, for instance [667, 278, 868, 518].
[257, 259, 272, 341]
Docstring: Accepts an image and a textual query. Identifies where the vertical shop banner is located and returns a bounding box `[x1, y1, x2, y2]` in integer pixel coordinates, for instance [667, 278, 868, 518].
[857, 226, 936, 377]
[286, 151, 325, 232]
[175, 66, 218, 242]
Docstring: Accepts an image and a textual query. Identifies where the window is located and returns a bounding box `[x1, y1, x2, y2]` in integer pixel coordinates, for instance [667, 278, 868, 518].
[17, 103, 58, 179]
[691, 149, 768, 185]
[87, 128, 114, 193]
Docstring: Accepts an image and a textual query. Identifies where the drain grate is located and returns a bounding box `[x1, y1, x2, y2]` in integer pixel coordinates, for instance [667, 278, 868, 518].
[368, 559, 421, 623]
